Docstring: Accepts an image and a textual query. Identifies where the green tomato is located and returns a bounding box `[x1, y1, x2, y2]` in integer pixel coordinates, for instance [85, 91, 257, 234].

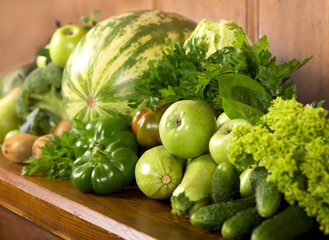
[209, 119, 252, 164]
[135, 145, 185, 199]
[49, 24, 87, 68]
[159, 100, 217, 159]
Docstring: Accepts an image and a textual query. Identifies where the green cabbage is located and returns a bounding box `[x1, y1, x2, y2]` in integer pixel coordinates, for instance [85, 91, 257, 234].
[183, 19, 250, 58]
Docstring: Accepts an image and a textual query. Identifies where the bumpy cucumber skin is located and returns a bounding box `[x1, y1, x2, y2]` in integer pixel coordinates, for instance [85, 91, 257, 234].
[211, 161, 240, 203]
[256, 180, 282, 218]
[251, 167, 282, 218]
[251, 205, 315, 240]
[190, 196, 256, 230]
[250, 167, 268, 191]
[221, 207, 263, 239]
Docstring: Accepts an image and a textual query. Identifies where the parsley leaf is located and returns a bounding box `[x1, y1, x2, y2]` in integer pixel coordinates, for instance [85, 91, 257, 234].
[21, 131, 79, 179]
[129, 33, 312, 117]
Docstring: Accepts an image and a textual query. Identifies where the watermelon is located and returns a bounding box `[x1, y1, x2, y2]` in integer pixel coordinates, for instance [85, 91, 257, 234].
[62, 10, 196, 123]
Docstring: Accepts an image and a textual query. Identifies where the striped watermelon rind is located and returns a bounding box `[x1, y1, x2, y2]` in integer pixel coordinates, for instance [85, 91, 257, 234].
[62, 10, 196, 123]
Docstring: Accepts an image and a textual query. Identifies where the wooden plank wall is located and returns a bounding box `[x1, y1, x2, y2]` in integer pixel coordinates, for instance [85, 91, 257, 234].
[0, 0, 328, 108]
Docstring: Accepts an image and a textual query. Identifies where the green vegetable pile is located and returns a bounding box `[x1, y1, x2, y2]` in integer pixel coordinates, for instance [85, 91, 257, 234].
[22, 131, 78, 179]
[14, 11, 101, 136]
[228, 97, 329, 234]
[22, 115, 139, 195]
[129, 20, 311, 123]
[1, 11, 327, 240]
[15, 62, 66, 135]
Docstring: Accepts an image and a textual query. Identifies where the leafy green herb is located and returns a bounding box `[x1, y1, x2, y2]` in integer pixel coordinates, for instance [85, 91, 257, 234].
[129, 38, 208, 111]
[311, 99, 326, 108]
[21, 131, 79, 179]
[129, 32, 312, 118]
[218, 73, 273, 123]
[80, 10, 101, 30]
[228, 97, 329, 234]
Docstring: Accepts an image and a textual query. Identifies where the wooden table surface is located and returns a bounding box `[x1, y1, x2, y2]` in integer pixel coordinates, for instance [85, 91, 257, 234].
[0, 155, 222, 240]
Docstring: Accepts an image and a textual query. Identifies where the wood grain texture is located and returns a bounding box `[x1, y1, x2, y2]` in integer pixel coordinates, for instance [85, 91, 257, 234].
[0, 156, 222, 240]
[162, 0, 248, 30]
[246, 0, 259, 43]
[0, 205, 63, 240]
[258, 0, 329, 108]
[0, 0, 153, 75]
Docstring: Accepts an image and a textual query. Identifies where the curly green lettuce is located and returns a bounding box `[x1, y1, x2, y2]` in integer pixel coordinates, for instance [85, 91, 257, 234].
[228, 97, 329, 234]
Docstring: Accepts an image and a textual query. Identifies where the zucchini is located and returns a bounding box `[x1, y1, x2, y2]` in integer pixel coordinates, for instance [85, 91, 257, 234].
[221, 207, 263, 239]
[251, 205, 315, 240]
[190, 195, 256, 230]
[251, 167, 282, 218]
[170, 154, 217, 216]
[211, 161, 240, 203]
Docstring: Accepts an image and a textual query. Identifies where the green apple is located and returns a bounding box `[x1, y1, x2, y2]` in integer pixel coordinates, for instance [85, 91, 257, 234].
[216, 112, 230, 129]
[49, 24, 87, 68]
[135, 145, 185, 199]
[36, 44, 50, 68]
[209, 119, 252, 164]
[159, 100, 217, 159]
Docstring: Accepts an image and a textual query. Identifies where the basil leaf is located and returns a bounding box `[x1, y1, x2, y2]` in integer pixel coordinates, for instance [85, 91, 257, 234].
[218, 73, 272, 124]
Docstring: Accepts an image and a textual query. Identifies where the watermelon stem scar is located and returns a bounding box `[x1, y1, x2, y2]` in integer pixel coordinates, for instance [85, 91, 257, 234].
[87, 96, 96, 108]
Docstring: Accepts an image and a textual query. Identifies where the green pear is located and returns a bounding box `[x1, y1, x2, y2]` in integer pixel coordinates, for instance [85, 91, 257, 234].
[0, 87, 22, 142]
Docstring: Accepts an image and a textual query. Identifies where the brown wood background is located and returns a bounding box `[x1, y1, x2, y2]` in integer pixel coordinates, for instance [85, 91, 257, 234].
[0, 0, 328, 109]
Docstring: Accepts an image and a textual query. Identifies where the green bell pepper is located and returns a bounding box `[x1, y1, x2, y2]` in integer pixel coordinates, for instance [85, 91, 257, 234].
[73, 116, 138, 157]
[71, 116, 139, 194]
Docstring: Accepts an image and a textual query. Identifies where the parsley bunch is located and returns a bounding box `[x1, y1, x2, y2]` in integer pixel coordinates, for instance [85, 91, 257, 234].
[129, 32, 312, 116]
[22, 131, 79, 179]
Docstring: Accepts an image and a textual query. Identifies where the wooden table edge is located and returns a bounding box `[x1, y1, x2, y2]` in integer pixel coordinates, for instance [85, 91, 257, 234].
[0, 167, 156, 240]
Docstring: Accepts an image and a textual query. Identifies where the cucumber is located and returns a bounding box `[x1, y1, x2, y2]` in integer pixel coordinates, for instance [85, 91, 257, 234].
[240, 168, 254, 198]
[221, 207, 263, 239]
[251, 205, 315, 240]
[212, 161, 240, 203]
[255, 180, 282, 218]
[250, 167, 267, 191]
[190, 195, 256, 230]
[251, 167, 282, 218]
[170, 154, 217, 216]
